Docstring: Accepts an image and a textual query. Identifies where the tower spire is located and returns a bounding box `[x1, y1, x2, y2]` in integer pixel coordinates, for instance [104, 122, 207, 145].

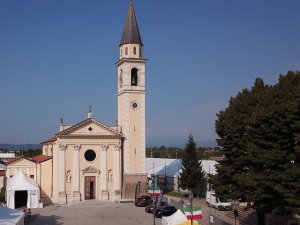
[119, 0, 143, 47]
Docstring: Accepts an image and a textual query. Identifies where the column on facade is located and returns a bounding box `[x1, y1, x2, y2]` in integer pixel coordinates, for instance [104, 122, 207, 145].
[101, 144, 108, 200]
[114, 144, 121, 200]
[72, 144, 81, 202]
[6, 168, 9, 178]
[58, 144, 67, 203]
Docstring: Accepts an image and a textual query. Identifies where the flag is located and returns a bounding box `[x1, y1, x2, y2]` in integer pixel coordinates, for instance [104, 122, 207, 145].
[156, 194, 163, 207]
[183, 207, 202, 220]
[148, 187, 161, 196]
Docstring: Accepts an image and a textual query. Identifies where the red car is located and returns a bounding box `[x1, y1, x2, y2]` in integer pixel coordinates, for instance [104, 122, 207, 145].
[135, 195, 153, 207]
[145, 202, 168, 213]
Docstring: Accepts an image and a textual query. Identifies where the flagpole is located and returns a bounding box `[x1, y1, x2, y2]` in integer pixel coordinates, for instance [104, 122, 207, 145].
[153, 174, 156, 225]
[190, 188, 193, 225]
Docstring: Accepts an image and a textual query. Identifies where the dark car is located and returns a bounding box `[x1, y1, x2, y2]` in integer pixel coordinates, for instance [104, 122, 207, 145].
[154, 206, 177, 218]
[145, 201, 168, 213]
[135, 195, 153, 207]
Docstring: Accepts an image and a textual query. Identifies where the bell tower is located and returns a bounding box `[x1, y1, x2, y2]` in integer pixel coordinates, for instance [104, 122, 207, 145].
[117, 0, 147, 198]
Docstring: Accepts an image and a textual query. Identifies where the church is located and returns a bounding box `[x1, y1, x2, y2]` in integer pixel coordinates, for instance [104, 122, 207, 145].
[6, 0, 148, 204]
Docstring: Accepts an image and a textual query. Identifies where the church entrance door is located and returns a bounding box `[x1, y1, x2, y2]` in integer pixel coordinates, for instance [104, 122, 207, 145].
[84, 176, 96, 200]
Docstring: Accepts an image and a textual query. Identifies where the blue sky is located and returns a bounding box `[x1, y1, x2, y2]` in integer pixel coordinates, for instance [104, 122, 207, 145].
[1, 0, 300, 147]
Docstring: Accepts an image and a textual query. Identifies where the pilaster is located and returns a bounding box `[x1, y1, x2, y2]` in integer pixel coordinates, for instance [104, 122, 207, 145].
[114, 144, 121, 200]
[72, 144, 81, 202]
[101, 144, 108, 200]
[58, 144, 67, 204]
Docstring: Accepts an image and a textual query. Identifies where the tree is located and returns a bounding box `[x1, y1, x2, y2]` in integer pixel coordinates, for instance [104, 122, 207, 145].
[18, 148, 42, 157]
[212, 71, 300, 225]
[179, 134, 207, 197]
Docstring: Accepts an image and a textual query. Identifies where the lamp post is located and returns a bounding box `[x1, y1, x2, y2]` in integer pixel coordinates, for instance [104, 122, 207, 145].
[189, 189, 194, 225]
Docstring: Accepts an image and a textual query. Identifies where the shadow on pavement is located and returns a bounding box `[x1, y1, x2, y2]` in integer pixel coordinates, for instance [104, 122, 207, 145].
[27, 214, 63, 225]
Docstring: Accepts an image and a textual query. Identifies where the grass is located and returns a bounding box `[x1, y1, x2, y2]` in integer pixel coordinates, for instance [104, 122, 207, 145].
[164, 191, 183, 198]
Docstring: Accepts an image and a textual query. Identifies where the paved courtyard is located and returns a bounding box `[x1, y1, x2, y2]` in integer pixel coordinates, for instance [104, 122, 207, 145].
[28, 201, 162, 225]
[26, 198, 229, 225]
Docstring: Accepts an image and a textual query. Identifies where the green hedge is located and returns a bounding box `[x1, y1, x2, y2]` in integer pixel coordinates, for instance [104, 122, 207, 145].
[0, 194, 5, 203]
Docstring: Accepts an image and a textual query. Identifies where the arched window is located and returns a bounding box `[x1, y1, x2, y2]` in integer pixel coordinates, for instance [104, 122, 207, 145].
[131, 68, 138, 86]
[125, 47, 128, 55]
[133, 47, 137, 55]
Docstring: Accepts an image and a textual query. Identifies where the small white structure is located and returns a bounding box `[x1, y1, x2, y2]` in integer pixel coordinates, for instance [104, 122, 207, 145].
[6, 171, 40, 209]
[162, 209, 187, 225]
[0, 206, 24, 225]
[0, 153, 16, 158]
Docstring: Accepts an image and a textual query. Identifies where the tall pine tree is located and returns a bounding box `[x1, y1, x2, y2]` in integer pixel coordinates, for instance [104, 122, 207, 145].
[179, 135, 207, 197]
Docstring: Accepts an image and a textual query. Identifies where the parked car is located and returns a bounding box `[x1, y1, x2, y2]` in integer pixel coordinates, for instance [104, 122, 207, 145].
[206, 191, 232, 211]
[145, 201, 168, 213]
[154, 206, 177, 218]
[135, 195, 153, 207]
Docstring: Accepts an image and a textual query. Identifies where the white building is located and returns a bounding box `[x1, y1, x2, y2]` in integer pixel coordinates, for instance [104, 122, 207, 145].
[146, 158, 218, 192]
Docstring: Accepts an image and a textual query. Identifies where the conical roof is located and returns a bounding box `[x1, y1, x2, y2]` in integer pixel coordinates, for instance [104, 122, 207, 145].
[119, 0, 143, 46]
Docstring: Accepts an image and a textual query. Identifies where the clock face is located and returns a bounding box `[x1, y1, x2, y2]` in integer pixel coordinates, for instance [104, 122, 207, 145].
[132, 103, 138, 108]
[131, 101, 138, 109]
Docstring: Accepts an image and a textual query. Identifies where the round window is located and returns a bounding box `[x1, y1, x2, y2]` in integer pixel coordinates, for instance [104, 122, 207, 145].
[84, 149, 96, 162]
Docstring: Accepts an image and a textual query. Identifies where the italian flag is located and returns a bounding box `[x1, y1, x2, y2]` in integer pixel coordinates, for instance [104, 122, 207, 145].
[183, 207, 202, 220]
[148, 187, 161, 196]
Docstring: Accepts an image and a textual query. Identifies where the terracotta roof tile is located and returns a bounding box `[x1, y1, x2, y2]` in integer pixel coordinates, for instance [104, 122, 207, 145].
[32, 154, 52, 163]
[6, 157, 33, 164]
[40, 136, 57, 144]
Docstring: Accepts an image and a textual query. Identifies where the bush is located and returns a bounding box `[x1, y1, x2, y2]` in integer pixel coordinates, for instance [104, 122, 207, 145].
[0, 187, 5, 203]
[0, 187, 5, 195]
[0, 195, 5, 203]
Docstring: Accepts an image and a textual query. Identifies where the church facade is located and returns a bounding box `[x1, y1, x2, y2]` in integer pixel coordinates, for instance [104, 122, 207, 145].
[6, 1, 148, 204]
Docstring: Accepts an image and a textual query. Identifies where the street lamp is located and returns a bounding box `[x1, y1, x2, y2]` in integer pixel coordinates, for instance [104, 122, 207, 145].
[151, 174, 157, 225]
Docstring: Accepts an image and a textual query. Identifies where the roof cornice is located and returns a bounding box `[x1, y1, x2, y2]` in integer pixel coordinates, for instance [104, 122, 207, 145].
[115, 57, 147, 66]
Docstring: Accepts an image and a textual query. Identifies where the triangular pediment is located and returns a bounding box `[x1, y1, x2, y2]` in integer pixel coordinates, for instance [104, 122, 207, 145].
[57, 118, 122, 138]
[7, 157, 36, 166]
[81, 166, 100, 174]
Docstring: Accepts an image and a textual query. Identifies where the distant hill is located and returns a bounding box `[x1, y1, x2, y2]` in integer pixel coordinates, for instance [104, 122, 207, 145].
[0, 144, 41, 150]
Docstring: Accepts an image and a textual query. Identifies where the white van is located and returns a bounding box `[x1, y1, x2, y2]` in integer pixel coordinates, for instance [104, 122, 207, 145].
[206, 191, 232, 211]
